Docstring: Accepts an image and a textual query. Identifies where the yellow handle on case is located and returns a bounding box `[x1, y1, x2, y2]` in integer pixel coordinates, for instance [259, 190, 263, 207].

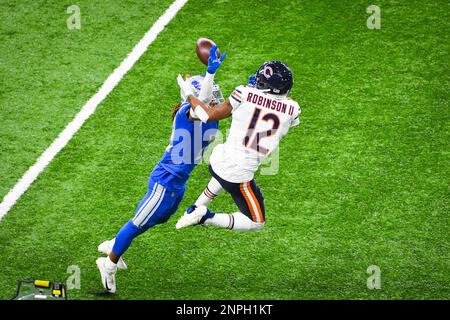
[34, 280, 50, 287]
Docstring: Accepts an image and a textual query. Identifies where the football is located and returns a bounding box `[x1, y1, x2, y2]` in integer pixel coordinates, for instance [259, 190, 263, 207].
[196, 38, 220, 65]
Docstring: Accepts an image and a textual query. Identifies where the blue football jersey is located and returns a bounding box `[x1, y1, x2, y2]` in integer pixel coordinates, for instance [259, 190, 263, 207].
[150, 102, 218, 191]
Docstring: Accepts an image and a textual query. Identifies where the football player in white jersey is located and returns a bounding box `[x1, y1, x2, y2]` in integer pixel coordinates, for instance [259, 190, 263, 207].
[176, 61, 300, 231]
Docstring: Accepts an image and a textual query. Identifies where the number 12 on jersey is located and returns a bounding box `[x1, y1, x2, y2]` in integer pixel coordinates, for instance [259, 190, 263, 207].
[243, 108, 280, 155]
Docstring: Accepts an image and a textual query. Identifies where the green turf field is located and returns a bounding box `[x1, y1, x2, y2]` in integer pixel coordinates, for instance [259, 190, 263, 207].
[0, 0, 448, 300]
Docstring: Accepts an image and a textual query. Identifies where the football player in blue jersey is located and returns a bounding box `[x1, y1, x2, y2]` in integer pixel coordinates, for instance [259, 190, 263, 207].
[96, 45, 226, 293]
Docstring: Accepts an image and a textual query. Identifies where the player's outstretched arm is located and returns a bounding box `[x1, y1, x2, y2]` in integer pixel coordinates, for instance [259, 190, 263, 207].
[177, 74, 232, 122]
[198, 45, 226, 104]
[188, 95, 232, 122]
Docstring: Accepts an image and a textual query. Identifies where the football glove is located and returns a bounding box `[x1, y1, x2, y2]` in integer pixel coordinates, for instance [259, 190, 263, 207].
[206, 45, 227, 74]
[177, 74, 194, 98]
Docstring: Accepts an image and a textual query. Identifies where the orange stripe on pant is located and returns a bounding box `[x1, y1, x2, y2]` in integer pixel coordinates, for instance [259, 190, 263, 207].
[240, 183, 257, 222]
[246, 182, 264, 222]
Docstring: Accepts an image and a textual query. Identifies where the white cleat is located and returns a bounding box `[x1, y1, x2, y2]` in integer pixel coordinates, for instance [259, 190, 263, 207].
[98, 239, 127, 270]
[176, 205, 208, 229]
[96, 257, 117, 294]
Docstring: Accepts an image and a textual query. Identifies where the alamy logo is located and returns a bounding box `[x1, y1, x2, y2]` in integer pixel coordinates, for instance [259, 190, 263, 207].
[367, 5, 381, 30]
[367, 265, 381, 290]
[67, 5, 81, 30]
[66, 265, 81, 290]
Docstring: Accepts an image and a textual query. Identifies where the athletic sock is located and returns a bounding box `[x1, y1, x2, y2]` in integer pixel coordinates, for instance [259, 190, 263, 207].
[203, 213, 234, 229]
[230, 212, 263, 231]
[195, 178, 223, 207]
[111, 220, 143, 256]
[204, 212, 264, 231]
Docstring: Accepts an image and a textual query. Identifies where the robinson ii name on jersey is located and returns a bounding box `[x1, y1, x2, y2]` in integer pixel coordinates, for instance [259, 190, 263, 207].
[209, 85, 301, 183]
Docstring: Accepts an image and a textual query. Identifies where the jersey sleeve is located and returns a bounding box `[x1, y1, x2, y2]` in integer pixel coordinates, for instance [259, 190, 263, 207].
[228, 85, 246, 112]
[290, 103, 301, 128]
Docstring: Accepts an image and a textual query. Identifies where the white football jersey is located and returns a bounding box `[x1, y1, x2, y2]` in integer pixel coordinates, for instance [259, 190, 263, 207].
[209, 85, 301, 183]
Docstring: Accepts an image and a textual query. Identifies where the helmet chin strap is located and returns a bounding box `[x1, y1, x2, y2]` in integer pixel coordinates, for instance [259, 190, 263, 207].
[257, 88, 289, 100]
[257, 88, 271, 94]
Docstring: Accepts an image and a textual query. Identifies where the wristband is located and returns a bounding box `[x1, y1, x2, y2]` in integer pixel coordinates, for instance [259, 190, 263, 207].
[194, 105, 210, 123]
[189, 107, 198, 119]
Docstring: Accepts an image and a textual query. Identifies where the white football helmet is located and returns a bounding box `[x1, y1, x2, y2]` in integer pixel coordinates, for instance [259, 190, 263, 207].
[179, 74, 223, 105]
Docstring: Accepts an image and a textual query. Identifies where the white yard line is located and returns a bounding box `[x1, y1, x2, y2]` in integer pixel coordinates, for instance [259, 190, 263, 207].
[0, 0, 189, 221]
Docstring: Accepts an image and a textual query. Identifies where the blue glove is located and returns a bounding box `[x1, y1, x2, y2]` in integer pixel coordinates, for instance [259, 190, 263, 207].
[207, 45, 227, 74]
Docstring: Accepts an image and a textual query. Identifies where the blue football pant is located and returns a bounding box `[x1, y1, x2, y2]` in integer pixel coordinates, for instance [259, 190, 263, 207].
[112, 178, 185, 256]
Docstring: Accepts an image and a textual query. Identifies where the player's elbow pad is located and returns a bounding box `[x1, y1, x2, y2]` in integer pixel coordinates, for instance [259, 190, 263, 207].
[194, 105, 210, 123]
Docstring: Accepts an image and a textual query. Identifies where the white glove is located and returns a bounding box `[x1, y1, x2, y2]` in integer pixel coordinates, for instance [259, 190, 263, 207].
[177, 74, 194, 98]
